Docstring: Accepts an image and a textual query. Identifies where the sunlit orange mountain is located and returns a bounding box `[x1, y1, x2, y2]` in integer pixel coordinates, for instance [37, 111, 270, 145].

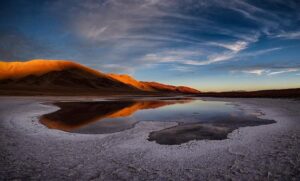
[0, 59, 200, 95]
[141, 81, 201, 94]
[109, 74, 201, 94]
[108, 73, 155, 91]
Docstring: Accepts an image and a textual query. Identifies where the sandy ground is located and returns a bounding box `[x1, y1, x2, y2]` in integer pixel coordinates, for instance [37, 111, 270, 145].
[0, 96, 299, 180]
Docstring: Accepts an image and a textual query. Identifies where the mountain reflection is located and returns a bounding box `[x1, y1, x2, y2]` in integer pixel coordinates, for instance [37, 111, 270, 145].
[40, 99, 192, 132]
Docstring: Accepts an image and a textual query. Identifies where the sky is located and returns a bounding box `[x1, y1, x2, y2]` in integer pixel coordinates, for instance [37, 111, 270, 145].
[0, 0, 300, 91]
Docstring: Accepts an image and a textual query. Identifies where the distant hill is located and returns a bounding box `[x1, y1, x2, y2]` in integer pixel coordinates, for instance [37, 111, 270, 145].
[197, 88, 300, 98]
[141, 81, 201, 94]
[108, 73, 155, 91]
[0, 59, 200, 95]
[109, 74, 200, 94]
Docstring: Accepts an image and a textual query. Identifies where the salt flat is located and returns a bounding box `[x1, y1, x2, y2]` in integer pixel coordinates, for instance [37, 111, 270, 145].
[0, 96, 299, 180]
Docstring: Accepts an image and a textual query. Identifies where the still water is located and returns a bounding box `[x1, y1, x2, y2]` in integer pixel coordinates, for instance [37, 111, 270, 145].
[40, 98, 275, 145]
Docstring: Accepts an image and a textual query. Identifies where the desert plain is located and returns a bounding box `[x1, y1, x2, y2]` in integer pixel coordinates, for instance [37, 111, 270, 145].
[0, 96, 299, 180]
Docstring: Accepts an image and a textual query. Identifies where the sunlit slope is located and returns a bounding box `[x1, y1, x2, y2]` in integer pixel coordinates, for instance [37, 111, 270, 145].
[0, 59, 107, 79]
[0, 59, 200, 94]
[108, 74, 200, 93]
[142, 81, 201, 94]
[0, 59, 138, 92]
[108, 73, 154, 91]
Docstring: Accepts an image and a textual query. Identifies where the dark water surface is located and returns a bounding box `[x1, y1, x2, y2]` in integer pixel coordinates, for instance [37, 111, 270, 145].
[40, 98, 275, 144]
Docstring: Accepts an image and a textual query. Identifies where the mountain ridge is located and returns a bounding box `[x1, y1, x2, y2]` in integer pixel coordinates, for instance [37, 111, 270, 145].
[0, 59, 200, 95]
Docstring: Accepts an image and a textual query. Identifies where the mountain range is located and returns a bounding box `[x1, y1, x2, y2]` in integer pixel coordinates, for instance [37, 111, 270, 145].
[0, 59, 200, 95]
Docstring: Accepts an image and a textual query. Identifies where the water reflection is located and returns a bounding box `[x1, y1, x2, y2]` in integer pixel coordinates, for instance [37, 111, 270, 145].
[40, 99, 192, 134]
[40, 98, 275, 144]
[148, 113, 275, 145]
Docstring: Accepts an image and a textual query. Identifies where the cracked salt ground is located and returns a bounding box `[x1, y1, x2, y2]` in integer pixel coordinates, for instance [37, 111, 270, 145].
[0, 97, 299, 180]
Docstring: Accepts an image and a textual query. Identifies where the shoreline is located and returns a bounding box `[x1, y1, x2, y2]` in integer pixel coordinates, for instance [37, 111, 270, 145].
[1, 97, 299, 180]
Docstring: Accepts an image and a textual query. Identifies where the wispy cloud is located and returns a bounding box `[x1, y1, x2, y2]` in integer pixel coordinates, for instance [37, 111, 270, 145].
[183, 39, 254, 66]
[236, 67, 300, 76]
[46, 0, 218, 70]
[141, 44, 242, 66]
[169, 65, 194, 72]
[241, 47, 283, 57]
[210, 41, 249, 52]
[239, 69, 269, 75]
[184, 53, 235, 66]
[141, 49, 203, 64]
[275, 31, 300, 39]
[140, 38, 282, 67]
[267, 68, 299, 75]
[1, 0, 299, 87]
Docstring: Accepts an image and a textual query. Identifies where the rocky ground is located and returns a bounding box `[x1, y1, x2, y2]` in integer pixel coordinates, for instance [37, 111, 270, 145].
[0, 97, 299, 180]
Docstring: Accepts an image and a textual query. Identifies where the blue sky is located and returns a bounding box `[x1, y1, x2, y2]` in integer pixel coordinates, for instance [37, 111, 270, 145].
[0, 0, 300, 91]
